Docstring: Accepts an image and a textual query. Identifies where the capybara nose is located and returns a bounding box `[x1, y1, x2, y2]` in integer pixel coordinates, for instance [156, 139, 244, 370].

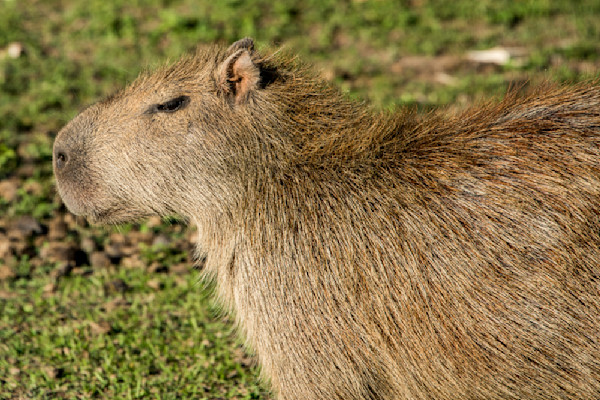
[54, 146, 69, 170]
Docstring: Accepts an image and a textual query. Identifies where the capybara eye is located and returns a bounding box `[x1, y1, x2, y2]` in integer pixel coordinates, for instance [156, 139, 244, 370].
[147, 95, 190, 114]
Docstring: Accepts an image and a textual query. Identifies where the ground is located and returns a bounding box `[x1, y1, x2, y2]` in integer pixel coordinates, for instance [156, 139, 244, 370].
[1, 0, 599, 398]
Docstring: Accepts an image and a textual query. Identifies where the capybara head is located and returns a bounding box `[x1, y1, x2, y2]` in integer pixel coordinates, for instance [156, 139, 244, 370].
[54, 38, 292, 224]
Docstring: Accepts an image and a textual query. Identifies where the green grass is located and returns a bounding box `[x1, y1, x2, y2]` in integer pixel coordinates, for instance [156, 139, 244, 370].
[1, 266, 264, 399]
[1, 0, 599, 398]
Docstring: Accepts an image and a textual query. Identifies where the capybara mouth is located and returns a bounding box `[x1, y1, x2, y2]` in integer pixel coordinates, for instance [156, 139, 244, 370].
[55, 183, 124, 225]
[55, 185, 91, 218]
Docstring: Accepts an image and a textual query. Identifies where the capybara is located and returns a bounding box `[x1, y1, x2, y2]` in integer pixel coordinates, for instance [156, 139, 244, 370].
[53, 38, 600, 399]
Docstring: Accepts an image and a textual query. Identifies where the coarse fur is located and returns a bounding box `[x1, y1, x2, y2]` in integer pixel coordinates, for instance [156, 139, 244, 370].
[53, 38, 600, 399]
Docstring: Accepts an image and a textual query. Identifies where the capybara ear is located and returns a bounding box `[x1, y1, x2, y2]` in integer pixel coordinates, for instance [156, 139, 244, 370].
[217, 38, 260, 105]
[226, 37, 255, 54]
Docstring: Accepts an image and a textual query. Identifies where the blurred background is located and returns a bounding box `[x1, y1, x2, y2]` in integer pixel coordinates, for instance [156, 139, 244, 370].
[1, 0, 599, 398]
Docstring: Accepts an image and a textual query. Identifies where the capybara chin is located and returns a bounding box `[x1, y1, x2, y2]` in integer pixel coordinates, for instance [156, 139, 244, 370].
[53, 38, 600, 399]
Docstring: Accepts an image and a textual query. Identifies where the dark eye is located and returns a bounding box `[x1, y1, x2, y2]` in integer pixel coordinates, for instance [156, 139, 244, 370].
[146, 96, 190, 114]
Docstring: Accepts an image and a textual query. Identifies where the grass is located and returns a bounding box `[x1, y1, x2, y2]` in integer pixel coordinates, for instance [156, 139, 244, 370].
[1, 0, 599, 398]
[1, 267, 264, 399]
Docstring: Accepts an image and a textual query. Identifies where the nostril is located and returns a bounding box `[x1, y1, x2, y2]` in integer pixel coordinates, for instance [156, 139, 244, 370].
[55, 150, 68, 169]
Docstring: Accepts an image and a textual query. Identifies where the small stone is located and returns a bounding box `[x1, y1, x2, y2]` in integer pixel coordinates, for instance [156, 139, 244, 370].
[147, 262, 169, 274]
[101, 298, 130, 313]
[0, 290, 17, 299]
[63, 213, 82, 229]
[152, 234, 170, 247]
[0, 179, 19, 202]
[127, 230, 153, 245]
[10, 241, 30, 256]
[80, 237, 96, 253]
[40, 242, 76, 263]
[174, 276, 187, 287]
[48, 217, 68, 240]
[71, 267, 93, 276]
[146, 279, 163, 290]
[170, 263, 190, 275]
[22, 181, 43, 196]
[0, 265, 15, 280]
[104, 279, 130, 294]
[104, 242, 123, 259]
[16, 164, 35, 178]
[50, 261, 73, 279]
[108, 232, 127, 245]
[226, 370, 239, 379]
[34, 236, 46, 248]
[29, 257, 44, 269]
[88, 320, 111, 335]
[121, 255, 144, 269]
[120, 244, 136, 257]
[146, 216, 163, 228]
[41, 366, 58, 379]
[43, 282, 56, 294]
[7, 42, 23, 59]
[0, 233, 10, 259]
[9, 216, 43, 238]
[467, 47, 514, 66]
[89, 251, 111, 268]
[105, 232, 129, 259]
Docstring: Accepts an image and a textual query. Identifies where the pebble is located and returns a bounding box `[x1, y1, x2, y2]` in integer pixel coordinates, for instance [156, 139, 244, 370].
[146, 279, 163, 290]
[48, 217, 68, 240]
[104, 242, 123, 260]
[89, 251, 111, 268]
[80, 237, 96, 253]
[40, 241, 76, 263]
[121, 254, 144, 269]
[0, 179, 19, 202]
[22, 181, 43, 196]
[170, 263, 191, 275]
[6, 42, 24, 59]
[148, 262, 169, 274]
[103, 279, 130, 294]
[9, 216, 43, 238]
[0, 233, 10, 259]
[152, 234, 170, 247]
[0, 265, 15, 280]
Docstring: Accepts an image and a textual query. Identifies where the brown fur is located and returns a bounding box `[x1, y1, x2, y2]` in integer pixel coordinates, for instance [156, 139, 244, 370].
[53, 38, 600, 399]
